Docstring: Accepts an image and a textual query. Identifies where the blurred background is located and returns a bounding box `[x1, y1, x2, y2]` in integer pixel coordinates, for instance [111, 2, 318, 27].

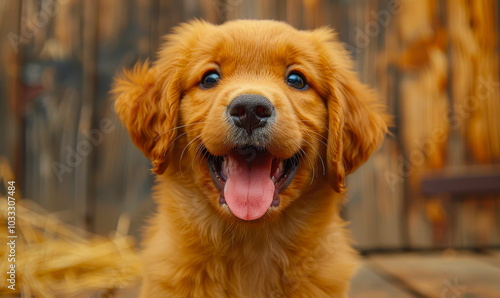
[1, 0, 499, 297]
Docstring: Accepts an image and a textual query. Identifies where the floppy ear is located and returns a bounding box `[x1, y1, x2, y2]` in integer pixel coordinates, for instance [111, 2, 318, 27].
[112, 61, 179, 175]
[314, 29, 390, 192]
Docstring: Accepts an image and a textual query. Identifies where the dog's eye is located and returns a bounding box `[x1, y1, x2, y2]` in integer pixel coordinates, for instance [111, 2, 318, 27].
[201, 72, 221, 89]
[286, 72, 307, 90]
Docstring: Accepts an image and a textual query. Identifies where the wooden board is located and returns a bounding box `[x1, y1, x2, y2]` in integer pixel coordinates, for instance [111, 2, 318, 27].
[480, 250, 500, 269]
[369, 253, 500, 298]
[349, 263, 415, 298]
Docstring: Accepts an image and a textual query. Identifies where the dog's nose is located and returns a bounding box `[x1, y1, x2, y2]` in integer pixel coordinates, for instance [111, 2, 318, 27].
[228, 94, 274, 135]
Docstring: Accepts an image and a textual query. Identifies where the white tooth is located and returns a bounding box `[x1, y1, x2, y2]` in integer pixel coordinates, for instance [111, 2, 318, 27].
[271, 176, 276, 183]
[222, 159, 228, 178]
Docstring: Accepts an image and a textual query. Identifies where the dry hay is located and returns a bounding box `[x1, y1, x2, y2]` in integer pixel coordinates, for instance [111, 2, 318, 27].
[0, 179, 142, 297]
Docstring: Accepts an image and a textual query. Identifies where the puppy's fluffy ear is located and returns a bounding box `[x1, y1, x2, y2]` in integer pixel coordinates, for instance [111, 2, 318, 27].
[312, 28, 390, 192]
[112, 61, 177, 174]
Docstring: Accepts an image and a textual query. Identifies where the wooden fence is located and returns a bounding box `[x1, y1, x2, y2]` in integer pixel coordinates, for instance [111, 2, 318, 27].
[0, 0, 499, 250]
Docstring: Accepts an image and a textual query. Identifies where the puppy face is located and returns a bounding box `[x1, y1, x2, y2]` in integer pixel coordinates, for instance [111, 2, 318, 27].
[113, 20, 388, 222]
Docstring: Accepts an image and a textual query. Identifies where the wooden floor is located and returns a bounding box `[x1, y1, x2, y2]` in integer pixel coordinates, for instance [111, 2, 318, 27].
[349, 251, 500, 298]
[116, 251, 500, 297]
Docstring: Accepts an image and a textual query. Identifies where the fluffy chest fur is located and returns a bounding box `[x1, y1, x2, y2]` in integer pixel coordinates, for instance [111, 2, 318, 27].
[140, 176, 357, 297]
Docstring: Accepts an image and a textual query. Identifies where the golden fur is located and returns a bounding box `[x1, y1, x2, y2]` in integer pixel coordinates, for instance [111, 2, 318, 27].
[113, 19, 389, 297]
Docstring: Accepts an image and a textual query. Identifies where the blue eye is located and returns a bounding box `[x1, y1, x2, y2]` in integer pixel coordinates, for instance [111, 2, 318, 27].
[286, 72, 307, 90]
[201, 72, 221, 89]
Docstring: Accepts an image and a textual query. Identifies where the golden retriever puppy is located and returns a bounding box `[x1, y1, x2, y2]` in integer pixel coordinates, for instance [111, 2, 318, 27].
[113, 19, 388, 297]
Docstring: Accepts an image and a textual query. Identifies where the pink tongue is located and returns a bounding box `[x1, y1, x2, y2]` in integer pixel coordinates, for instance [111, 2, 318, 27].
[224, 151, 275, 220]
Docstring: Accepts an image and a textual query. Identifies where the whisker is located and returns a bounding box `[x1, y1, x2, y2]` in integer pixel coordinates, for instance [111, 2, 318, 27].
[192, 140, 206, 176]
[300, 148, 315, 185]
[197, 135, 221, 177]
[302, 130, 327, 147]
[290, 140, 315, 185]
[298, 119, 331, 137]
[199, 149, 211, 176]
[193, 137, 213, 177]
[309, 130, 328, 142]
[179, 135, 202, 179]
[303, 149, 316, 185]
[162, 131, 189, 157]
[154, 122, 207, 142]
[301, 138, 326, 176]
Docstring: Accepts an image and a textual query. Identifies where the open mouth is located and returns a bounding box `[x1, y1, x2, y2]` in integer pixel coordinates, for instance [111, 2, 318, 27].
[207, 146, 299, 221]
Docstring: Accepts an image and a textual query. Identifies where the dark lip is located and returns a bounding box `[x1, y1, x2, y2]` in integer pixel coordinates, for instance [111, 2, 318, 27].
[206, 146, 299, 207]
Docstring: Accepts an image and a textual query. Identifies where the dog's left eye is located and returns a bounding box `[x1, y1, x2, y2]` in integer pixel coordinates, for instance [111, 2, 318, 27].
[286, 72, 307, 90]
[201, 72, 221, 89]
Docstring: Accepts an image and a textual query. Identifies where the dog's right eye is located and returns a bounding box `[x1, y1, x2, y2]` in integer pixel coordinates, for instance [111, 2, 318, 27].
[201, 72, 221, 89]
[286, 72, 307, 90]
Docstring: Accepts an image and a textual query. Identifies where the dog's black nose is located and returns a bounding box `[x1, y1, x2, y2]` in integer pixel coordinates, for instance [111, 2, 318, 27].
[228, 94, 274, 135]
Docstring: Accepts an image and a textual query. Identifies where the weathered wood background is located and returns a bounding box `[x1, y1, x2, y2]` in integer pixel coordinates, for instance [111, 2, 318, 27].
[0, 0, 499, 251]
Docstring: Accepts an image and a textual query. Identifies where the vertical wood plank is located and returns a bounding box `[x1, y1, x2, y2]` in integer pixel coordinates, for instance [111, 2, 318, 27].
[76, 0, 99, 231]
[0, 1, 23, 189]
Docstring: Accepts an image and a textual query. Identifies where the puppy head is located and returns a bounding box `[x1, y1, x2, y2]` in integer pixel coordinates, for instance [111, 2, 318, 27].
[113, 20, 389, 221]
